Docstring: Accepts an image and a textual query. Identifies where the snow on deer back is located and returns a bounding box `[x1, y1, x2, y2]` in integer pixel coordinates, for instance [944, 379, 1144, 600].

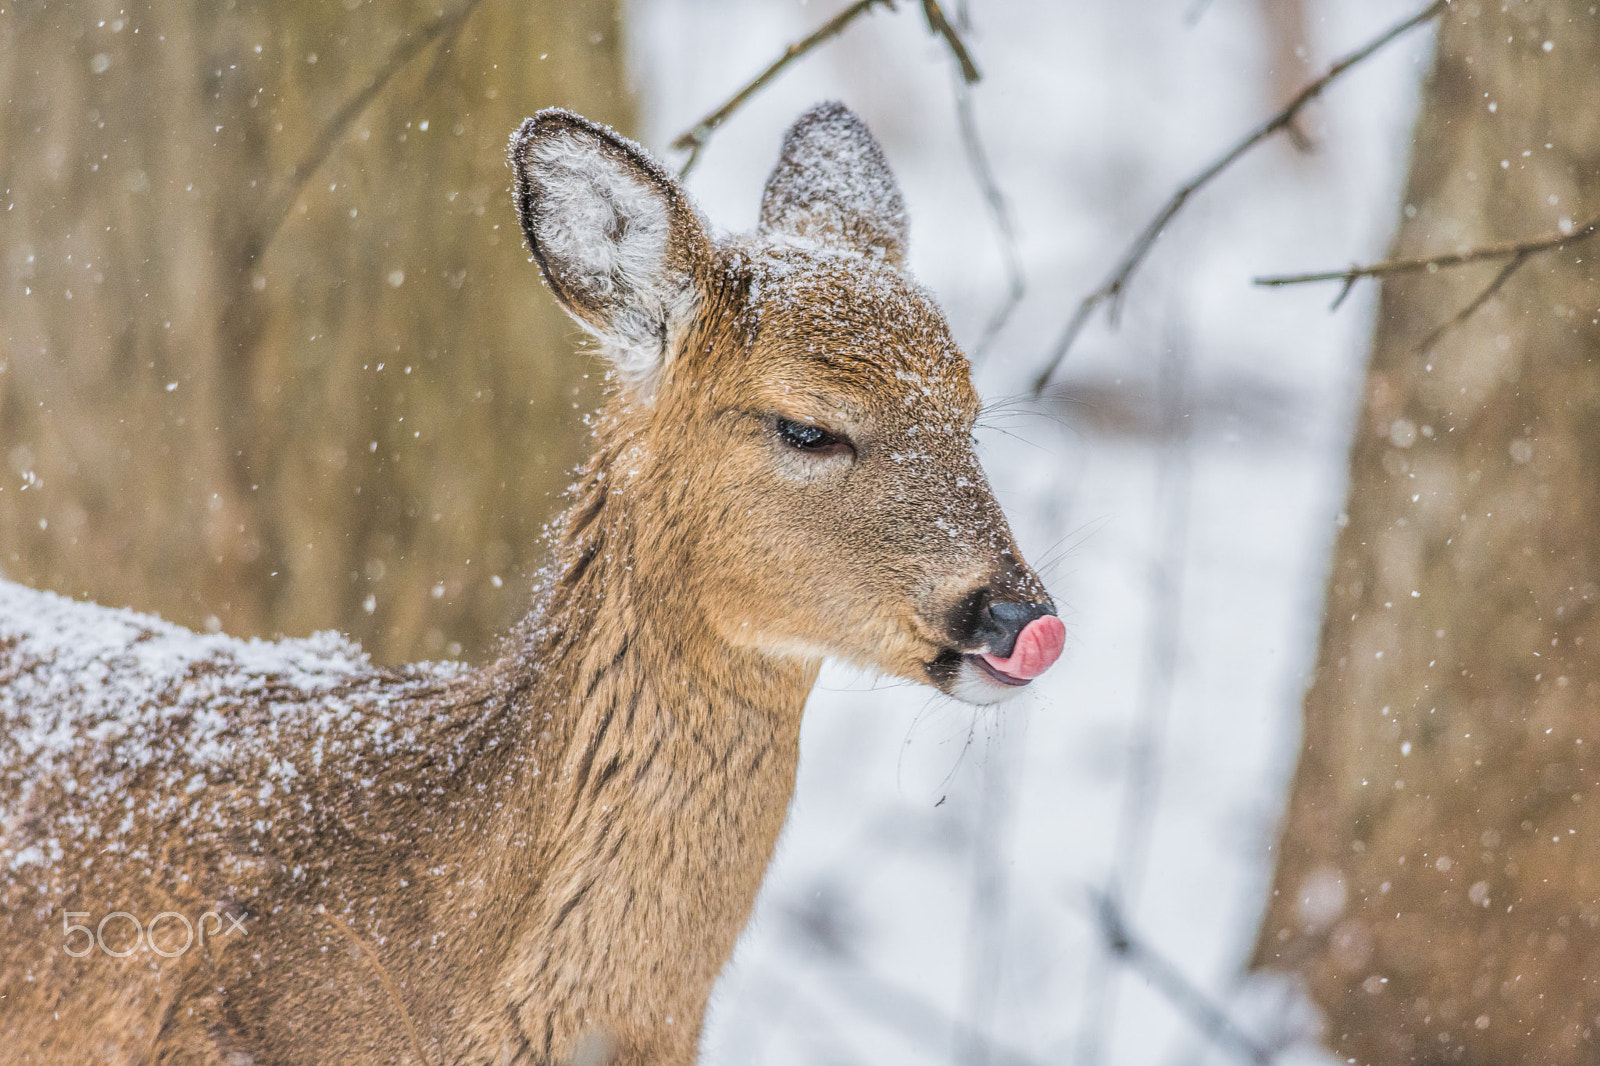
[0, 580, 463, 893]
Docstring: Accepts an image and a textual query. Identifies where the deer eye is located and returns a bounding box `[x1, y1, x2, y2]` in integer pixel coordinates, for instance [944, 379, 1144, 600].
[775, 417, 847, 455]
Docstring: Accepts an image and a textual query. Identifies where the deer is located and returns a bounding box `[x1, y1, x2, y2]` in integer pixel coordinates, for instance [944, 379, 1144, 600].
[0, 102, 1066, 1065]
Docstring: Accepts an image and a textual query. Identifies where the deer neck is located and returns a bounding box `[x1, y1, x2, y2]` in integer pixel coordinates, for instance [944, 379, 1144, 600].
[468, 441, 818, 1051]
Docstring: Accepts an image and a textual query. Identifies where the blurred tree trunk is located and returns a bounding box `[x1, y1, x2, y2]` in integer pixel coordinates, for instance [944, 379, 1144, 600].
[0, 0, 630, 663]
[1255, 3, 1600, 1063]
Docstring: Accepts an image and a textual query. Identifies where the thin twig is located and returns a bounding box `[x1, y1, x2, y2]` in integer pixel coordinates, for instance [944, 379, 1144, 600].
[1031, 0, 1447, 395]
[1254, 212, 1600, 288]
[1256, 211, 1600, 352]
[1415, 251, 1527, 354]
[319, 905, 436, 1066]
[944, 0, 1020, 359]
[669, 0, 985, 177]
[250, 0, 488, 265]
[670, 0, 893, 176]
[921, 0, 982, 83]
[1090, 891, 1275, 1066]
[955, 79, 1026, 359]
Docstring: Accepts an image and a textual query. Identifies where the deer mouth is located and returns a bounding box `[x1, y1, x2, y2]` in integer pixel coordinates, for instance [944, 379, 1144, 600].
[929, 651, 1034, 705]
[967, 653, 1034, 687]
[928, 613, 1066, 704]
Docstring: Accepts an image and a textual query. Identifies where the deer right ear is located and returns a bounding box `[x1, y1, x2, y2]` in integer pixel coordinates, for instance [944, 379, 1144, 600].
[510, 110, 710, 394]
[759, 102, 909, 266]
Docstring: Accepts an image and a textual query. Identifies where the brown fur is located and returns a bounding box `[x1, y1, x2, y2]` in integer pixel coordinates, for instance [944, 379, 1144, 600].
[0, 106, 1052, 1064]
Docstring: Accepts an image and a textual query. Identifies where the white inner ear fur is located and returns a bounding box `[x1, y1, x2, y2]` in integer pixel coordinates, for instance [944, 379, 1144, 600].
[529, 130, 695, 397]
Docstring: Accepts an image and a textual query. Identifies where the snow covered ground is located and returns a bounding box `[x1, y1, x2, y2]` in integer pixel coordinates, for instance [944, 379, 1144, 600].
[626, 1, 1433, 1063]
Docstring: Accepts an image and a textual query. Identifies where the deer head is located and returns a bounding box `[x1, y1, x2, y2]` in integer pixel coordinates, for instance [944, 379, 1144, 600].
[510, 103, 1063, 705]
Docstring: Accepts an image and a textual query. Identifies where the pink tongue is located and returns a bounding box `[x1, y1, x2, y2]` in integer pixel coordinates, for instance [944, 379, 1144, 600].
[980, 615, 1066, 681]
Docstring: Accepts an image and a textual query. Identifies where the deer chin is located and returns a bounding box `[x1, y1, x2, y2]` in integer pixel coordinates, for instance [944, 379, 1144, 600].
[922, 648, 1030, 705]
[951, 653, 1037, 705]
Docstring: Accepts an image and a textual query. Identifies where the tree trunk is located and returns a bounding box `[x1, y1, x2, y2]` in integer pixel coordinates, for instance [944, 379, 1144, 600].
[0, 0, 630, 663]
[1254, 3, 1600, 1063]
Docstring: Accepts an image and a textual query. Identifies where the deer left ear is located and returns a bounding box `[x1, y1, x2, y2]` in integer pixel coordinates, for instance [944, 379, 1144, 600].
[510, 109, 710, 395]
[759, 102, 908, 266]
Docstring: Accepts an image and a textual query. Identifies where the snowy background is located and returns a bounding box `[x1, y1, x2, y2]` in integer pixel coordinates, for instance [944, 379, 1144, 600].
[624, 1, 1434, 1063]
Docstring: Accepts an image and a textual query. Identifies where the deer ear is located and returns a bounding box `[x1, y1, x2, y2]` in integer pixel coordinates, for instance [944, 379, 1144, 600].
[510, 110, 710, 394]
[758, 102, 909, 266]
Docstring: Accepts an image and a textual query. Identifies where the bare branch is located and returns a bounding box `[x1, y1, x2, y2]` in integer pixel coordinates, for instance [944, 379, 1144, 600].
[1329, 272, 1360, 310]
[953, 73, 1025, 359]
[669, 0, 985, 177]
[1031, 0, 1447, 395]
[1255, 212, 1600, 289]
[1415, 251, 1528, 354]
[921, 0, 982, 83]
[250, 0, 488, 266]
[670, 0, 893, 176]
[937, 1, 1017, 359]
[1090, 891, 1276, 1066]
[1256, 211, 1600, 352]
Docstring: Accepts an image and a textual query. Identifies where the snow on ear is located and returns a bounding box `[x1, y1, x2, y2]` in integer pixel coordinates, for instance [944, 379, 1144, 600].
[510, 109, 709, 395]
[758, 102, 909, 265]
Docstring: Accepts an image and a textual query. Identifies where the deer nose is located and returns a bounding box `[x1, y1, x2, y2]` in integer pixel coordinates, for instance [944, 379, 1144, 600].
[974, 600, 1065, 683]
[974, 600, 1054, 659]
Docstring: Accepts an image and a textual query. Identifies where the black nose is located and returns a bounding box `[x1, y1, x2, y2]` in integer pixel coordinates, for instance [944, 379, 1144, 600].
[971, 599, 1053, 658]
